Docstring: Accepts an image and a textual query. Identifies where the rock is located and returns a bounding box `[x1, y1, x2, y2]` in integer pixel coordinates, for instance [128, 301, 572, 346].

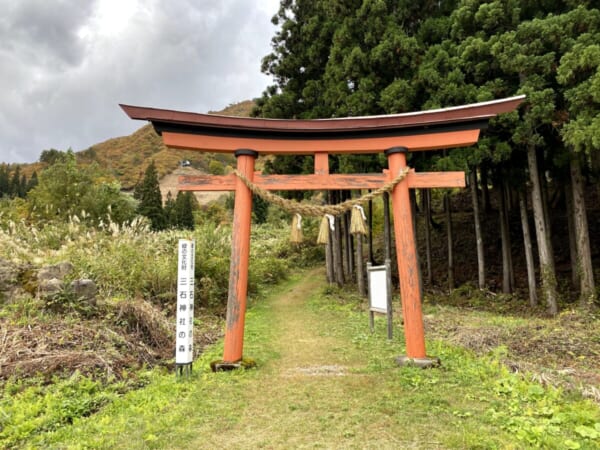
[71, 279, 97, 306]
[38, 278, 62, 297]
[37, 261, 73, 283]
[0, 258, 19, 302]
[0, 258, 19, 290]
[37, 261, 74, 299]
[0, 258, 32, 302]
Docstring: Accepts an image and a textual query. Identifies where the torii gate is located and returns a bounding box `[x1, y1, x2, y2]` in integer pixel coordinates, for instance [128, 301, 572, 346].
[121, 95, 524, 367]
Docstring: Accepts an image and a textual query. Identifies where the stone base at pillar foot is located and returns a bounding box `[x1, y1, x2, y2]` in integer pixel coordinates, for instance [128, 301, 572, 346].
[395, 355, 441, 369]
[210, 357, 257, 372]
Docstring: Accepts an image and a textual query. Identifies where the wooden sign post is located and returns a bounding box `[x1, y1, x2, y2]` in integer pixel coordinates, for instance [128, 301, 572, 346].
[122, 95, 524, 369]
[176, 239, 195, 375]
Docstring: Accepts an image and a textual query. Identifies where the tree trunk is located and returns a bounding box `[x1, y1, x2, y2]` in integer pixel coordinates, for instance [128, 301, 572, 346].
[570, 153, 596, 306]
[444, 192, 455, 291]
[346, 192, 354, 279]
[470, 168, 485, 289]
[368, 196, 374, 264]
[498, 179, 513, 294]
[410, 189, 418, 235]
[356, 234, 366, 297]
[325, 192, 334, 284]
[330, 191, 344, 287]
[382, 191, 397, 283]
[342, 199, 353, 280]
[527, 144, 558, 314]
[333, 214, 344, 286]
[564, 180, 579, 289]
[540, 167, 554, 259]
[325, 237, 334, 284]
[504, 181, 516, 290]
[383, 192, 392, 262]
[509, 184, 518, 212]
[519, 190, 538, 307]
[591, 149, 600, 199]
[422, 189, 433, 286]
[410, 189, 423, 296]
[480, 164, 490, 212]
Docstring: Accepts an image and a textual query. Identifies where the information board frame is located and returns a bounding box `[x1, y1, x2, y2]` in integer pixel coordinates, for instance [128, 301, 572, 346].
[367, 259, 393, 340]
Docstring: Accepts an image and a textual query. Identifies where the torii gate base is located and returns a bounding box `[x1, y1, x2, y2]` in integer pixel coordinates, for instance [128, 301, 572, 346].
[120, 95, 524, 370]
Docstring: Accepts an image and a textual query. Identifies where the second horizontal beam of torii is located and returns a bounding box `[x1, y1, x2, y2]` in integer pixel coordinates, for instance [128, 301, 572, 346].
[178, 170, 465, 192]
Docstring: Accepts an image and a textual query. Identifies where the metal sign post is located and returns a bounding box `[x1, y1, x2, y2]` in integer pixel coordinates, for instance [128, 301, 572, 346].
[367, 259, 393, 340]
[176, 239, 195, 376]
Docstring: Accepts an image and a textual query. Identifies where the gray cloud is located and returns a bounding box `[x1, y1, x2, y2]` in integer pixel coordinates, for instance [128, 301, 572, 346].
[0, 0, 279, 163]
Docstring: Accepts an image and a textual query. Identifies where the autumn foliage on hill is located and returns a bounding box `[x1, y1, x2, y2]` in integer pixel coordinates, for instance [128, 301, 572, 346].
[20, 100, 254, 190]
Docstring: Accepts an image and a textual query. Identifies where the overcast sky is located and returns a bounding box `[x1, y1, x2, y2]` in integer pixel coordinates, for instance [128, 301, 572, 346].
[0, 0, 280, 164]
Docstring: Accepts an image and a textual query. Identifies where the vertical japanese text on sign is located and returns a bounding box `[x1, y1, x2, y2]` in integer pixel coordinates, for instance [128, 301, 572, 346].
[176, 239, 195, 365]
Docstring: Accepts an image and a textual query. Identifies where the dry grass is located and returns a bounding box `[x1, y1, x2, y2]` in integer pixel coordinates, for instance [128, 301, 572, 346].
[423, 305, 600, 401]
[0, 322, 141, 380]
[0, 295, 223, 381]
[117, 296, 174, 350]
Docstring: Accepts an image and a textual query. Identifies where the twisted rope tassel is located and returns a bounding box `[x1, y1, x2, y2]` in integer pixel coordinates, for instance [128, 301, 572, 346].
[317, 214, 335, 245]
[350, 205, 368, 235]
[290, 213, 303, 243]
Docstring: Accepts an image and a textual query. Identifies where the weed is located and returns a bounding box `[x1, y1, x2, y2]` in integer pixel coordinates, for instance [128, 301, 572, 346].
[43, 282, 96, 318]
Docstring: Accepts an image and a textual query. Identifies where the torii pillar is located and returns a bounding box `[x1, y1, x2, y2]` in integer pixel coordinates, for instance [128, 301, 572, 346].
[120, 95, 525, 368]
[222, 149, 257, 362]
[386, 146, 427, 360]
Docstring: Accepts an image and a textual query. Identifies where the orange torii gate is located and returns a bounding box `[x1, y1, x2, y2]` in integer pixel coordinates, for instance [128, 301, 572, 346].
[121, 95, 524, 368]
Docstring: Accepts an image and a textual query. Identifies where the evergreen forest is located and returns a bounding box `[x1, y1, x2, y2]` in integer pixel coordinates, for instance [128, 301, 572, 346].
[254, 0, 600, 313]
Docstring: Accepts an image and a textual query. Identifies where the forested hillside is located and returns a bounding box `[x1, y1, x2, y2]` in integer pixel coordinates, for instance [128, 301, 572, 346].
[14, 100, 254, 189]
[254, 0, 600, 314]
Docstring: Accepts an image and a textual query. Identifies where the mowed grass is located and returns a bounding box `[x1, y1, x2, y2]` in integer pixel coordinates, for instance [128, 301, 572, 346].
[23, 269, 600, 449]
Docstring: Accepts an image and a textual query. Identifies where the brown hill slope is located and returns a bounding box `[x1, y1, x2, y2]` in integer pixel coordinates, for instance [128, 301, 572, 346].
[22, 100, 255, 189]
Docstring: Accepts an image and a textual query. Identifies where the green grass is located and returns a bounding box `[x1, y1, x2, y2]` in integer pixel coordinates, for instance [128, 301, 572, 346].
[5, 271, 600, 449]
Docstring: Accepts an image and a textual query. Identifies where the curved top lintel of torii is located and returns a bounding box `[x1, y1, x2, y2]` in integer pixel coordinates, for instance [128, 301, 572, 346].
[120, 95, 525, 155]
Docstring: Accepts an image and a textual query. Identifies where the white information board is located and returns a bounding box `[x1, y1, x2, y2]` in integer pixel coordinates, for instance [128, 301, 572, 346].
[368, 265, 389, 313]
[176, 239, 195, 365]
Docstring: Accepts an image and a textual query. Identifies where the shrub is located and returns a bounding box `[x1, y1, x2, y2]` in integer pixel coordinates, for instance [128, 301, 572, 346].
[28, 151, 135, 225]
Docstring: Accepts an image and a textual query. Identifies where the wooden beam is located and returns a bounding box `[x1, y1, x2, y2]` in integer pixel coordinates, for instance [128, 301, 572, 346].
[162, 129, 480, 155]
[314, 152, 329, 175]
[178, 170, 465, 192]
[179, 174, 236, 191]
[406, 171, 465, 188]
[254, 174, 388, 190]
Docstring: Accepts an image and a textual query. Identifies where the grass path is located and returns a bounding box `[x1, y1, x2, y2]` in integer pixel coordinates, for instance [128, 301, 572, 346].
[32, 269, 600, 449]
[189, 268, 389, 449]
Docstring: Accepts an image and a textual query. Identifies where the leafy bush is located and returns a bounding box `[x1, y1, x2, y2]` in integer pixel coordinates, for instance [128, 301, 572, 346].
[208, 159, 225, 175]
[27, 151, 136, 224]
